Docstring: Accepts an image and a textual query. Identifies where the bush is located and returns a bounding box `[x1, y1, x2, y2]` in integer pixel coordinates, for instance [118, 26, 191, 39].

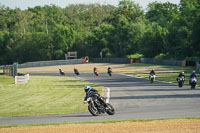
[155, 53, 167, 59]
[127, 53, 143, 58]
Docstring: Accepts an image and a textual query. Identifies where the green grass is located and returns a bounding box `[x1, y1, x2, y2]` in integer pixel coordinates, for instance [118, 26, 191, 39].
[0, 75, 104, 117]
[0, 117, 200, 128]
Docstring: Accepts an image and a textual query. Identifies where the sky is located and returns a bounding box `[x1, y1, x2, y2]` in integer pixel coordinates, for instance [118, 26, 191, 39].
[0, 0, 180, 10]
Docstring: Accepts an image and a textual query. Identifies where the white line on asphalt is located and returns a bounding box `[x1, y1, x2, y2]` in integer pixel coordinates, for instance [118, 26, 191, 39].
[77, 77, 85, 81]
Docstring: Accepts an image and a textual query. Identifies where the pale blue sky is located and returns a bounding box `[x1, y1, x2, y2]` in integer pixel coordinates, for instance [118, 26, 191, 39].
[0, 0, 180, 10]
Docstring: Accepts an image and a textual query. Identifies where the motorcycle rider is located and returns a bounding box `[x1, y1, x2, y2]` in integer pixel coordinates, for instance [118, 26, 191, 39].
[94, 67, 97, 72]
[149, 69, 155, 80]
[107, 66, 112, 73]
[74, 68, 79, 75]
[93, 66, 98, 76]
[189, 70, 198, 85]
[84, 86, 101, 106]
[177, 72, 185, 81]
[59, 68, 65, 75]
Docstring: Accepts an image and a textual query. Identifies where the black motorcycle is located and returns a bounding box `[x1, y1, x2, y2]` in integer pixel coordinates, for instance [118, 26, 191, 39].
[190, 77, 197, 89]
[177, 76, 185, 87]
[107, 68, 112, 76]
[74, 68, 80, 75]
[85, 95, 115, 116]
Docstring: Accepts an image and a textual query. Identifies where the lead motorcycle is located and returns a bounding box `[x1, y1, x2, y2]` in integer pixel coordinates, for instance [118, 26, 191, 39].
[85, 95, 115, 116]
[177, 76, 185, 87]
[190, 77, 197, 89]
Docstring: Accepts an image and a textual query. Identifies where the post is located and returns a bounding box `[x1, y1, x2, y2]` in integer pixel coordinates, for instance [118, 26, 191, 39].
[100, 51, 102, 59]
[12, 62, 18, 78]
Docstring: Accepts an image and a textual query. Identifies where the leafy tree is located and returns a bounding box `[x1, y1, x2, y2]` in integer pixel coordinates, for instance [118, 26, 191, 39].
[139, 23, 167, 57]
[146, 2, 179, 27]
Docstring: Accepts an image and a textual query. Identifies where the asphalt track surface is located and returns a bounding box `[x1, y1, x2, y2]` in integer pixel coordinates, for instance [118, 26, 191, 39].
[1, 73, 200, 125]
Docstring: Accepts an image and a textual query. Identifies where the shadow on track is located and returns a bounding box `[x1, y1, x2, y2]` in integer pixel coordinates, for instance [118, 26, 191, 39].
[111, 93, 200, 100]
[61, 114, 92, 118]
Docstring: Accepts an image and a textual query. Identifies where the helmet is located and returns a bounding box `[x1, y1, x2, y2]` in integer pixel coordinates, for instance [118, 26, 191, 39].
[84, 86, 91, 93]
[181, 72, 184, 74]
[192, 70, 196, 74]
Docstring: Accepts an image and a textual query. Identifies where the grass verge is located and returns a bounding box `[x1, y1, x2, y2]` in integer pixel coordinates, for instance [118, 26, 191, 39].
[0, 75, 104, 117]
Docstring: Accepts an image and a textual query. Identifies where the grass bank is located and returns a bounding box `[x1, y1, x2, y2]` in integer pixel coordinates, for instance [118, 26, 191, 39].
[0, 75, 104, 117]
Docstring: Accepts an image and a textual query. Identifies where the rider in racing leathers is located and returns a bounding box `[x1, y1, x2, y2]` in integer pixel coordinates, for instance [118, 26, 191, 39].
[189, 70, 198, 85]
[84, 86, 101, 107]
[177, 72, 185, 81]
[149, 69, 155, 80]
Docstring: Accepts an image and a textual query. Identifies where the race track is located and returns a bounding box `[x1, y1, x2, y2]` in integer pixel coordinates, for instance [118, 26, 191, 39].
[1, 73, 200, 125]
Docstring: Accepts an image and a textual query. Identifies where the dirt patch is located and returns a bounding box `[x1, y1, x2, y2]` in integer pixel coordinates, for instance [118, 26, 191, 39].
[1, 119, 200, 133]
[17, 63, 176, 74]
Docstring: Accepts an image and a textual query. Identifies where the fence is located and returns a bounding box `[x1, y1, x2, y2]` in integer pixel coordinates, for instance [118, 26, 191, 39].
[140, 58, 185, 67]
[3, 65, 13, 76]
[91, 58, 131, 64]
[196, 62, 200, 73]
[18, 59, 82, 68]
[1, 62, 18, 77]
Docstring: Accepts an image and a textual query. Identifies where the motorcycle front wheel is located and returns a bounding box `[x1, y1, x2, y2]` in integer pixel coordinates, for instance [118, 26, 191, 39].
[178, 82, 183, 87]
[150, 78, 154, 83]
[191, 84, 196, 89]
[88, 104, 99, 116]
[105, 103, 115, 115]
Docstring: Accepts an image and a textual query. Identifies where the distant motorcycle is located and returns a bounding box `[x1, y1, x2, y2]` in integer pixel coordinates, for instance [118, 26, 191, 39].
[149, 74, 155, 83]
[59, 68, 65, 75]
[85, 95, 115, 116]
[74, 68, 80, 75]
[177, 76, 185, 87]
[107, 68, 112, 76]
[94, 68, 98, 76]
[190, 77, 197, 89]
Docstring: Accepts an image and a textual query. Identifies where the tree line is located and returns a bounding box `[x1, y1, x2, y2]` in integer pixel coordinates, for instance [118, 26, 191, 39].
[0, 0, 199, 65]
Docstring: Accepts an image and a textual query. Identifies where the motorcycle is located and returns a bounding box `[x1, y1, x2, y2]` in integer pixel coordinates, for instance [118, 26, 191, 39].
[149, 74, 155, 83]
[94, 69, 98, 76]
[107, 68, 112, 76]
[190, 77, 197, 89]
[85, 95, 115, 116]
[74, 68, 80, 75]
[177, 76, 185, 87]
[59, 69, 65, 76]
